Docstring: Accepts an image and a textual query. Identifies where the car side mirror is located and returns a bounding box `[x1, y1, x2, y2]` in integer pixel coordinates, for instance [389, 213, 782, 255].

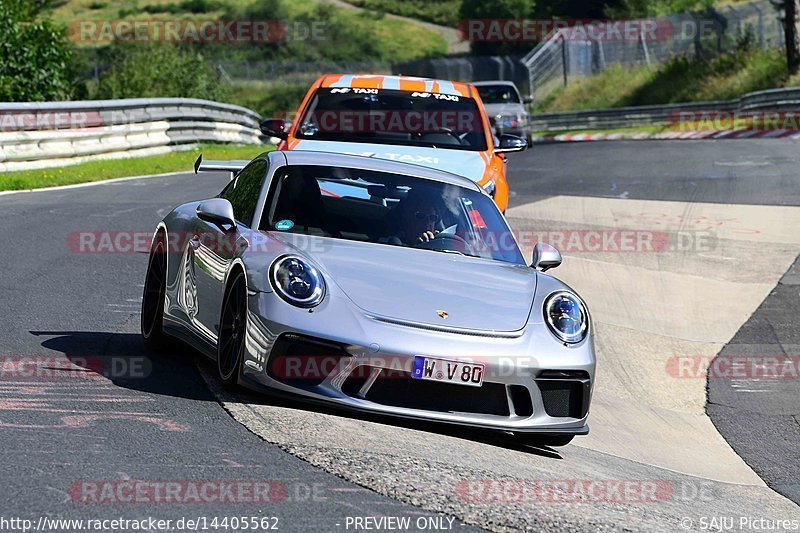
[495, 134, 528, 153]
[531, 242, 562, 271]
[523, 96, 533, 104]
[259, 118, 287, 139]
[197, 198, 236, 230]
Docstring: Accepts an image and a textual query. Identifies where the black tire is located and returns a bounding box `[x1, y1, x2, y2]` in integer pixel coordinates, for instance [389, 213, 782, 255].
[217, 270, 247, 389]
[514, 433, 574, 447]
[141, 234, 168, 351]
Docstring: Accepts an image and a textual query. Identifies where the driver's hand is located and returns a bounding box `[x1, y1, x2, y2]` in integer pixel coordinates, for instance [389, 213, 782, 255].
[417, 230, 439, 243]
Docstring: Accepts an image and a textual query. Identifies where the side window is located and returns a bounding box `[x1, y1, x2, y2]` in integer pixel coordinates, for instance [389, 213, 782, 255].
[222, 160, 267, 226]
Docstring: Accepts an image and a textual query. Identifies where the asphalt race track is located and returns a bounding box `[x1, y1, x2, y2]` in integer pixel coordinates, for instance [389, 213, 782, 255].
[0, 139, 798, 531]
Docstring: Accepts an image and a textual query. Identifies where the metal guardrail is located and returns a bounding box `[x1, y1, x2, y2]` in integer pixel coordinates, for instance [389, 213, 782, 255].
[522, 0, 784, 103]
[529, 87, 800, 132]
[0, 98, 266, 172]
[740, 87, 800, 109]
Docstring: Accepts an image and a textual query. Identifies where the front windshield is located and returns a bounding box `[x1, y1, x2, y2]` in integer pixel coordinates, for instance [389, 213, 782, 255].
[260, 165, 525, 265]
[294, 88, 488, 151]
[476, 85, 521, 104]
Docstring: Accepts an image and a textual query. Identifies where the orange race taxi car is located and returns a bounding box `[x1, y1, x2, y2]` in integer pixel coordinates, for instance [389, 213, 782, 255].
[259, 74, 528, 213]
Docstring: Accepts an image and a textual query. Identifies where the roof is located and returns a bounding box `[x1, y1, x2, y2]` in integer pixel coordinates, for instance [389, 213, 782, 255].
[472, 80, 520, 88]
[319, 74, 473, 98]
[275, 150, 481, 191]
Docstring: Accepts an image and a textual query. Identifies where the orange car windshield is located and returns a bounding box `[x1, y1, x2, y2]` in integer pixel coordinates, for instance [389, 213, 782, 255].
[294, 88, 488, 151]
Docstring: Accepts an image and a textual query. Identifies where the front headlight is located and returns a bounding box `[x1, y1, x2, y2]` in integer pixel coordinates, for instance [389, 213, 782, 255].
[544, 291, 588, 343]
[270, 256, 325, 308]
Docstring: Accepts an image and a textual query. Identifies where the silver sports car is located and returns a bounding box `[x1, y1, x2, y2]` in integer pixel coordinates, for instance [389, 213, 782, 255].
[141, 150, 595, 446]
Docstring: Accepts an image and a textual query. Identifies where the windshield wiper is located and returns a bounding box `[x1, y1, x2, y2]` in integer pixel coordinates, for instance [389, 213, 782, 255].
[427, 248, 467, 256]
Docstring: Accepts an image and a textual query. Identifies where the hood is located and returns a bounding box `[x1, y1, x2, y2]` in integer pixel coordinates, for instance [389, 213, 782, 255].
[483, 103, 526, 118]
[289, 139, 488, 183]
[272, 234, 536, 333]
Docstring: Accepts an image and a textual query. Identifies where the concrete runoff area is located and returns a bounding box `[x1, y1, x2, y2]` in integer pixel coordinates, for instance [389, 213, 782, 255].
[508, 195, 800, 483]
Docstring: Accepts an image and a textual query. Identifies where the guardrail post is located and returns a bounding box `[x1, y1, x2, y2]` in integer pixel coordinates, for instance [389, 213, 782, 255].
[640, 27, 652, 65]
[755, 4, 765, 47]
[598, 39, 606, 71]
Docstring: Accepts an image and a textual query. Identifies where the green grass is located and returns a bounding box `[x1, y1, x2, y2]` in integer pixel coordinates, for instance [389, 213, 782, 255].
[537, 47, 798, 113]
[51, 0, 251, 31]
[53, 0, 447, 62]
[607, 0, 754, 17]
[338, 0, 461, 27]
[534, 65, 654, 112]
[0, 143, 270, 191]
[52, 0, 260, 25]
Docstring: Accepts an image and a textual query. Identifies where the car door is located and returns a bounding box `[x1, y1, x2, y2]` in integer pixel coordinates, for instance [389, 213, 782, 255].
[191, 159, 268, 342]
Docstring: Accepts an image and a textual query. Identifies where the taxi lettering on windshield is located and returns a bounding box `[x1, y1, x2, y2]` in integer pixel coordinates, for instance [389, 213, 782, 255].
[411, 92, 460, 102]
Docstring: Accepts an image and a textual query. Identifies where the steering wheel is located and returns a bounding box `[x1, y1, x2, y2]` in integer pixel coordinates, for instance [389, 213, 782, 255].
[413, 127, 464, 145]
[414, 232, 474, 254]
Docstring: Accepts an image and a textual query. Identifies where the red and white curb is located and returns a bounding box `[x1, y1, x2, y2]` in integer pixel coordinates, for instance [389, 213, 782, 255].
[532, 129, 800, 142]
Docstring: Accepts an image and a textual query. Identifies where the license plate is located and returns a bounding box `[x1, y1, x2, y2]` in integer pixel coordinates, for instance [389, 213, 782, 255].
[411, 356, 484, 387]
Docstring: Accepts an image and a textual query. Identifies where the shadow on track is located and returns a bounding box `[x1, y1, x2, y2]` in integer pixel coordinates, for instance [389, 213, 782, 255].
[30, 330, 214, 402]
[30, 330, 566, 459]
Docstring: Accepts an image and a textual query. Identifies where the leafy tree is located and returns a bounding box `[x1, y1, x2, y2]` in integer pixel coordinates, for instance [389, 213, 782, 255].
[534, 0, 611, 18]
[94, 43, 230, 101]
[459, 0, 537, 55]
[0, 0, 73, 101]
[602, 0, 713, 18]
[775, 0, 800, 75]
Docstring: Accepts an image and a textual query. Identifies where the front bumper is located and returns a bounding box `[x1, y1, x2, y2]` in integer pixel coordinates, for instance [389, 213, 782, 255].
[240, 290, 595, 434]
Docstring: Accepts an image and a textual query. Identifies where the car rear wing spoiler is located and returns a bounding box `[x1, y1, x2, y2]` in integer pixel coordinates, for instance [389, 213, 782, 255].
[193, 155, 249, 177]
